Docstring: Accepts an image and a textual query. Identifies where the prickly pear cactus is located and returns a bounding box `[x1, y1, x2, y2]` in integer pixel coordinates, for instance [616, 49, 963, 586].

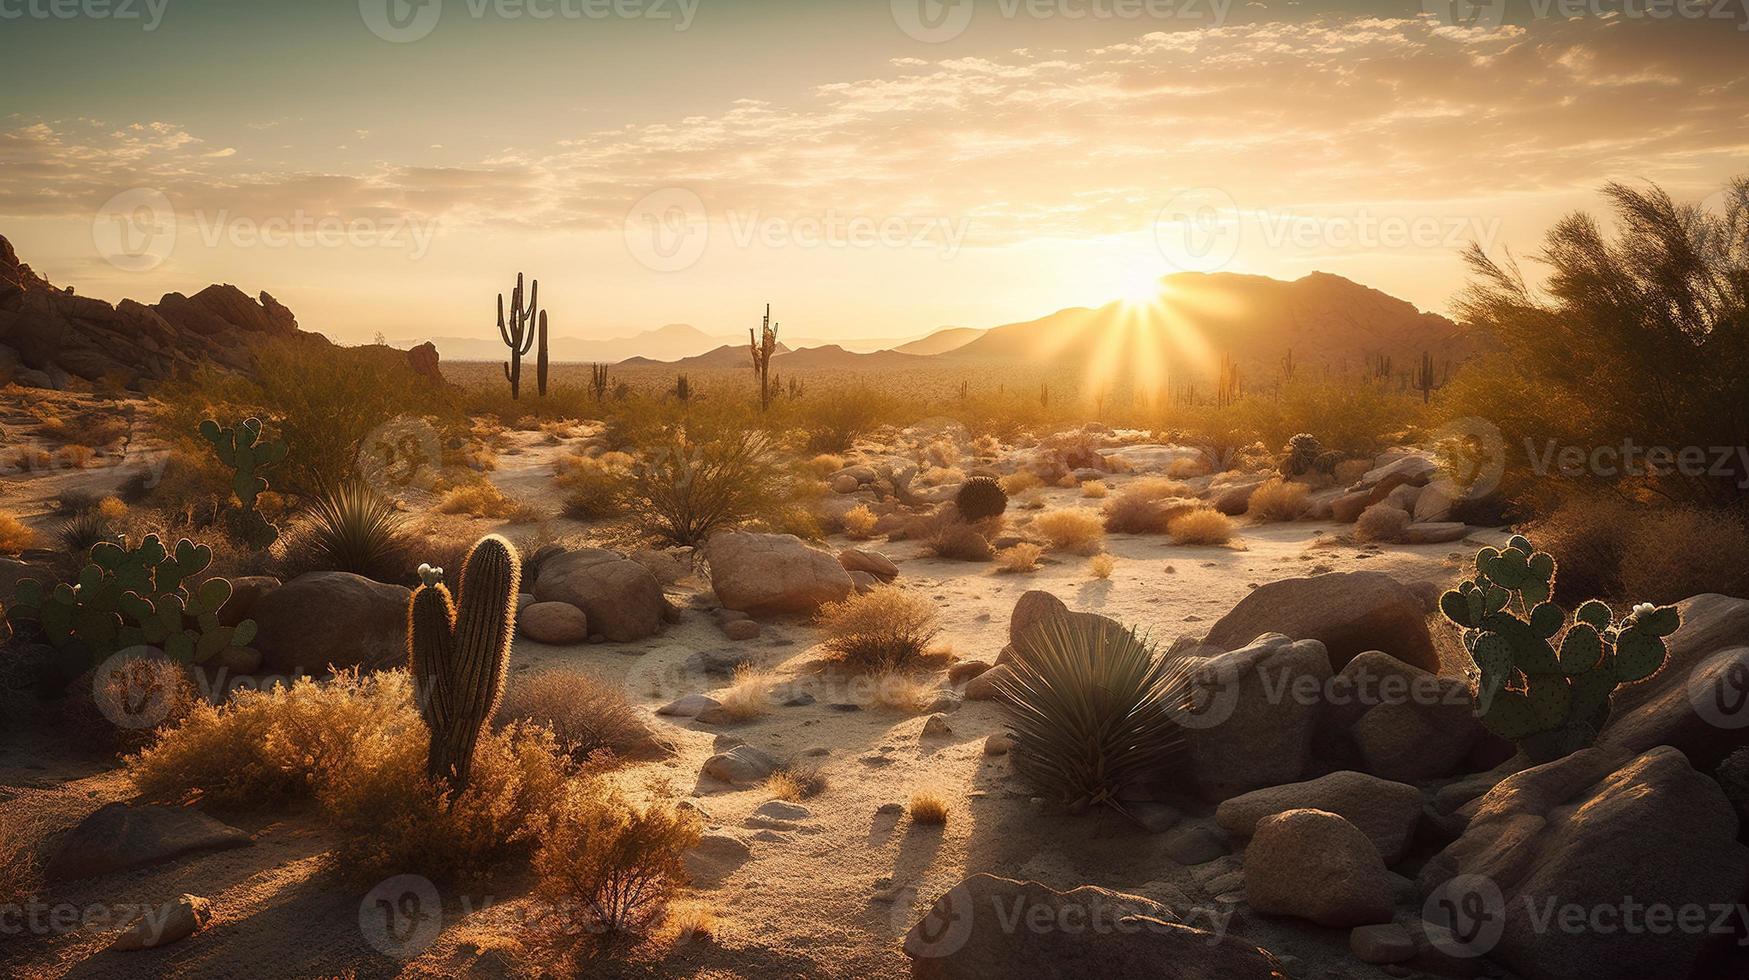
[200, 417, 288, 549]
[5, 534, 257, 669]
[1439, 533, 1680, 762]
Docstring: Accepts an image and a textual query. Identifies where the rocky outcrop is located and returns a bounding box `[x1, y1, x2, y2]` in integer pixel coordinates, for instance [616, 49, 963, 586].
[1176, 634, 1333, 800]
[45, 803, 251, 882]
[1243, 808, 1393, 927]
[248, 572, 411, 675]
[531, 548, 668, 642]
[704, 532, 853, 615]
[1201, 570, 1438, 673]
[1217, 770, 1422, 864]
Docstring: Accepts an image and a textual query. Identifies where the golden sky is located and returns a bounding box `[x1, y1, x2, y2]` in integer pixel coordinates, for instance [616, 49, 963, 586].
[3, 3, 1746, 345]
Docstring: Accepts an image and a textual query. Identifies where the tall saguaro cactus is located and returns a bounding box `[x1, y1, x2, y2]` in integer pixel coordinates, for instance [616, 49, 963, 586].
[1414, 351, 1437, 404]
[497, 273, 546, 400]
[536, 312, 549, 398]
[590, 363, 609, 402]
[407, 535, 520, 791]
[750, 303, 778, 411]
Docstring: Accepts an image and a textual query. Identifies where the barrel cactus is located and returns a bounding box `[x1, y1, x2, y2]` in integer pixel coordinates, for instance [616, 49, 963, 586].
[1279, 433, 1323, 478]
[1439, 533, 1679, 762]
[955, 476, 1008, 522]
[199, 417, 288, 549]
[407, 535, 520, 790]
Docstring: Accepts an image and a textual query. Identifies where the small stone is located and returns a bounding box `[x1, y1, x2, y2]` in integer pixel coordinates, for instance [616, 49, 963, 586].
[921, 714, 953, 738]
[1350, 923, 1416, 964]
[110, 894, 211, 951]
[657, 694, 720, 718]
[724, 619, 761, 641]
[983, 733, 1012, 756]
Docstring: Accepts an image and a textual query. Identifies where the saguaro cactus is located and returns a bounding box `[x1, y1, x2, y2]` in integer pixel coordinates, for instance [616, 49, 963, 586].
[407, 535, 520, 791]
[536, 312, 549, 398]
[497, 273, 544, 401]
[750, 304, 778, 411]
[1415, 351, 1437, 403]
[590, 363, 609, 402]
[199, 417, 287, 548]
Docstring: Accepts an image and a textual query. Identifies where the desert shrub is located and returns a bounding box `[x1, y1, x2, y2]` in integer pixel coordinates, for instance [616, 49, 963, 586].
[1247, 478, 1309, 522]
[1013, 488, 1046, 510]
[1032, 508, 1105, 555]
[554, 455, 629, 521]
[716, 665, 776, 721]
[806, 453, 845, 477]
[1354, 503, 1410, 543]
[438, 479, 521, 519]
[10, 447, 53, 472]
[920, 466, 965, 488]
[1445, 178, 1749, 507]
[0, 807, 37, 907]
[801, 389, 896, 453]
[1168, 507, 1236, 545]
[1529, 492, 1634, 602]
[1617, 507, 1749, 605]
[57, 508, 117, 553]
[1102, 478, 1196, 534]
[1166, 457, 1208, 479]
[765, 766, 827, 802]
[909, 790, 950, 826]
[841, 504, 879, 539]
[97, 496, 129, 521]
[0, 512, 36, 554]
[66, 652, 200, 753]
[56, 444, 95, 469]
[997, 615, 1195, 814]
[868, 670, 944, 713]
[955, 476, 1008, 522]
[282, 480, 412, 582]
[533, 788, 702, 935]
[1333, 458, 1372, 486]
[927, 522, 995, 562]
[923, 438, 960, 469]
[498, 668, 663, 762]
[996, 542, 1043, 573]
[1000, 470, 1043, 495]
[625, 429, 790, 546]
[816, 587, 940, 670]
[1080, 480, 1108, 499]
[1089, 553, 1115, 579]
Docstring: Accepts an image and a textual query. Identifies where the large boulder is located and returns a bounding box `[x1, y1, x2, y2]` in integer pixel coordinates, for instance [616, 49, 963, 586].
[45, 803, 251, 882]
[1243, 808, 1393, 927]
[1596, 593, 1749, 771]
[704, 532, 853, 615]
[517, 601, 588, 644]
[532, 548, 667, 642]
[1420, 746, 1749, 980]
[1330, 650, 1484, 781]
[1202, 571, 1438, 673]
[902, 873, 1285, 979]
[1176, 634, 1333, 800]
[1216, 770, 1422, 864]
[249, 572, 410, 675]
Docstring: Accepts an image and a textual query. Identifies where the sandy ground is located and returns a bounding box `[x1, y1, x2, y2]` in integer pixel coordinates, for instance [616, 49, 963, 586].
[1, 418, 1505, 978]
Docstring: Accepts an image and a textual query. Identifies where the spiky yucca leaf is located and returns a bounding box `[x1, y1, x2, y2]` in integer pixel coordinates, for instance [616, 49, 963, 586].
[305, 480, 409, 577]
[996, 614, 1194, 816]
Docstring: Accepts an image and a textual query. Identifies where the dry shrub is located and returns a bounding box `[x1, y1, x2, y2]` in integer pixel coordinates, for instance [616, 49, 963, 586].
[925, 439, 960, 469]
[1354, 503, 1410, 543]
[665, 901, 720, 943]
[0, 806, 39, 907]
[1247, 478, 1309, 522]
[439, 480, 520, 519]
[11, 447, 52, 472]
[0, 512, 36, 555]
[554, 455, 629, 521]
[1080, 480, 1109, 499]
[716, 665, 776, 721]
[1617, 508, 1749, 605]
[1168, 507, 1236, 545]
[996, 542, 1043, 573]
[817, 587, 940, 669]
[928, 522, 995, 562]
[841, 504, 879, 540]
[807, 453, 846, 477]
[920, 465, 965, 487]
[1167, 457, 1210, 479]
[56, 444, 95, 469]
[765, 766, 827, 801]
[1032, 508, 1106, 555]
[1089, 553, 1116, 579]
[533, 787, 702, 936]
[869, 670, 944, 713]
[498, 669, 664, 761]
[1103, 479, 1196, 534]
[1001, 470, 1043, 494]
[65, 654, 200, 753]
[627, 429, 791, 546]
[909, 791, 950, 826]
[1014, 488, 1046, 510]
[1530, 492, 1633, 603]
[97, 496, 129, 521]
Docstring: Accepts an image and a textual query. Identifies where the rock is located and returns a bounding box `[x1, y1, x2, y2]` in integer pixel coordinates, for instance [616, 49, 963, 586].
[1162, 824, 1229, 866]
[723, 618, 761, 641]
[1400, 521, 1468, 544]
[902, 873, 1286, 979]
[849, 570, 880, 594]
[963, 663, 1015, 702]
[839, 548, 899, 582]
[532, 548, 667, 642]
[1596, 593, 1749, 770]
[1213, 481, 1260, 516]
[687, 648, 752, 679]
[45, 803, 251, 882]
[1179, 635, 1333, 800]
[517, 601, 588, 644]
[248, 572, 410, 675]
[405, 341, 443, 383]
[704, 532, 853, 615]
[1412, 480, 1457, 522]
[948, 660, 991, 685]
[216, 575, 279, 627]
[699, 745, 780, 786]
[1332, 651, 1482, 781]
[1216, 771, 1423, 864]
[1329, 489, 1371, 523]
[657, 694, 719, 718]
[1243, 809, 1392, 927]
[983, 733, 1012, 756]
[1422, 746, 1749, 980]
[1350, 923, 1416, 964]
[684, 831, 753, 884]
[628, 547, 691, 585]
[921, 714, 953, 738]
[1202, 570, 1438, 673]
[516, 593, 536, 611]
[831, 474, 861, 493]
[109, 894, 212, 951]
[752, 800, 811, 822]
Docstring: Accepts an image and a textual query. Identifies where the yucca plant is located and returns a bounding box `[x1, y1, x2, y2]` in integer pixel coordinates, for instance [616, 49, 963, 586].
[57, 508, 118, 554]
[996, 615, 1196, 817]
[302, 480, 410, 579]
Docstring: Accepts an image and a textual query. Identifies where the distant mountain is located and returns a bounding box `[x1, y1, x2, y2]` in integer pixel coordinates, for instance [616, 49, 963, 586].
[417, 322, 725, 364]
[774, 345, 932, 370]
[942, 271, 1470, 387]
[893, 326, 985, 356]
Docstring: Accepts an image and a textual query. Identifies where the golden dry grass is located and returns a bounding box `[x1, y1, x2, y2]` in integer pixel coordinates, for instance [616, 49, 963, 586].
[665, 901, 721, 943]
[868, 670, 944, 714]
[1354, 503, 1409, 543]
[497, 668, 661, 761]
[0, 807, 38, 907]
[807, 453, 846, 477]
[817, 587, 941, 669]
[1001, 470, 1044, 494]
[996, 542, 1044, 573]
[765, 766, 828, 801]
[1247, 477, 1309, 522]
[1168, 507, 1237, 545]
[0, 512, 37, 555]
[716, 665, 777, 721]
[909, 790, 951, 826]
[438, 480, 523, 519]
[1167, 457, 1210, 479]
[1032, 507, 1106, 555]
[1089, 553, 1116, 579]
[841, 503, 879, 539]
[1080, 479, 1109, 498]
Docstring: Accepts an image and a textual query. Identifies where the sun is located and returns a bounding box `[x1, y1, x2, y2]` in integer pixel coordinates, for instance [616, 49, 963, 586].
[1114, 265, 1167, 307]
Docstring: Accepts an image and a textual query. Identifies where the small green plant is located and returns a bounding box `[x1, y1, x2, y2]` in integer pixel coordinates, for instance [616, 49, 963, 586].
[954, 476, 1008, 522]
[408, 536, 520, 790]
[200, 416, 288, 548]
[6, 535, 256, 668]
[997, 615, 1196, 817]
[298, 480, 410, 579]
[1439, 533, 1680, 762]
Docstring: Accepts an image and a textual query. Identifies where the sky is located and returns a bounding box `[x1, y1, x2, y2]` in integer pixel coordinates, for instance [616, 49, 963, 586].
[2, 0, 1747, 346]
